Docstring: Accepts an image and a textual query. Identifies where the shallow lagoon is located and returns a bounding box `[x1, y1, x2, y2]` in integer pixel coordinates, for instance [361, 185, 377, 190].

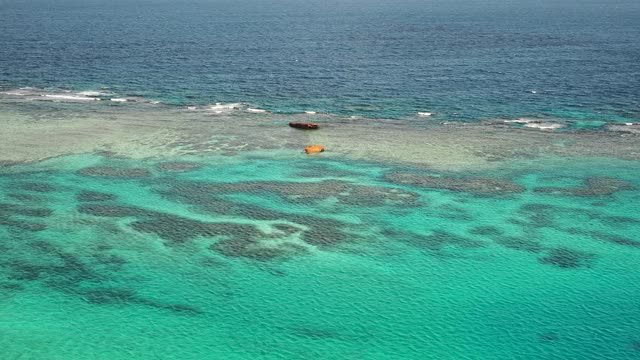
[1, 148, 639, 359]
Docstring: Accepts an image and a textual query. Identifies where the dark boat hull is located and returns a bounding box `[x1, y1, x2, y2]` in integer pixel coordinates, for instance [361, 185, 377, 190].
[289, 122, 319, 130]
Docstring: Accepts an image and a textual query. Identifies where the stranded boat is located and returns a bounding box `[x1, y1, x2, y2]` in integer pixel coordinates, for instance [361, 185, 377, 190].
[289, 122, 319, 130]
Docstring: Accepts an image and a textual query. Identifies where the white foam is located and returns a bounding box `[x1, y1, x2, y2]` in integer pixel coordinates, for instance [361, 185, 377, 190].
[187, 106, 198, 110]
[43, 94, 99, 101]
[110, 98, 129, 102]
[207, 103, 244, 113]
[3, 91, 29, 96]
[305, 111, 318, 114]
[503, 118, 538, 124]
[246, 108, 267, 113]
[77, 90, 111, 97]
[417, 112, 433, 117]
[524, 122, 564, 130]
[503, 119, 529, 124]
[502, 118, 564, 130]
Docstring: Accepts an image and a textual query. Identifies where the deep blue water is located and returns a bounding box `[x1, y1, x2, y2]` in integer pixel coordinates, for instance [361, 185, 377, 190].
[1, 0, 640, 120]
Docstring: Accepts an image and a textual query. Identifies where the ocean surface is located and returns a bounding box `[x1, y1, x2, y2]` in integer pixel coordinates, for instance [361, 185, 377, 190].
[1, 0, 640, 359]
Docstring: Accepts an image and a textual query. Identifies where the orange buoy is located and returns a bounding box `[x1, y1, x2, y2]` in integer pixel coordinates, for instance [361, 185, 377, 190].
[305, 145, 325, 154]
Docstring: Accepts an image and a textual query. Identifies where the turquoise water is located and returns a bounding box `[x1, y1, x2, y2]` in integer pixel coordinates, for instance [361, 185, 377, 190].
[1, 153, 638, 359]
[2, 0, 640, 357]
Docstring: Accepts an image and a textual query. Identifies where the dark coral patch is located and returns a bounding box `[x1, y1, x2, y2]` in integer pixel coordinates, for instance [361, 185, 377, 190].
[7, 193, 40, 201]
[387, 229, 486, 252]
[2, 238, 200, 315]
[157, 161, 201, 173]
[287, 215, 352, 247]
[131, 215, 259, 243]
[417, 230, 486, 250]
[0, 216, 47, 232]
[437, 204, 472, 221]
[272, 224, 302, 236]
[78, 204, 150, 218]
[385, 172, 525, 196]
[602, 216, 639, 224]
[469, 226, 503, 236]
[77, 200, 322, 255]
[82, 287, 202, 315]
[302, 227, 349, 247]
[294, 162, 365, 179]
[289, 326, 341, 340]
[254, 180, 419, 207]
[20, 182, 55, 193]
[567, 229, 640, 248]
[155, 303, 203, 315]
[212, 237, 307, 261]
[79, 166, 151, 178]
[0, 203, 53, 221]
[514, 203, 558, 229]
[0, 282, 24, 291]
[538, 332, 560, 342]
[0, 160, 20, 167]
[6, 250, 94, 283]
[538, 247, 595, 269]
[494, 236, 546, 253]
[93, 253, 128, 271]
[535, 177, 634, 197]
[337, 186, 420, 207]
[213, 239, 284, 261]
[84, 288, 137, 305]
[164, 179, 419, 209]
[7, 263, 44, 281]
[12, 208, 53, 217]
[157, 181, 355, 248]
[77, 191, 117, 202]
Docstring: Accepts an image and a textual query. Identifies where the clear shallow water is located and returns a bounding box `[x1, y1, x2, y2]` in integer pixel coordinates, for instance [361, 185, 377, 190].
[0, 153, 639, 359]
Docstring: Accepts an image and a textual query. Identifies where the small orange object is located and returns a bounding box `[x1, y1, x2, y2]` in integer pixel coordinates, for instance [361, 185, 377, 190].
[305, 145, 325, 154]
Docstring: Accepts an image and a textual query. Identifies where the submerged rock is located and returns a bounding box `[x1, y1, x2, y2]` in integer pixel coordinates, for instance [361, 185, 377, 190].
[385, 172, 525, 196]
[212, 238, 306, 261]
[157, 161, 201, 173]
[535, 177, 634, 196]
[79, 166, 151, 178]
[538, 247, 595, 269]
[20, 182, 55, 193]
